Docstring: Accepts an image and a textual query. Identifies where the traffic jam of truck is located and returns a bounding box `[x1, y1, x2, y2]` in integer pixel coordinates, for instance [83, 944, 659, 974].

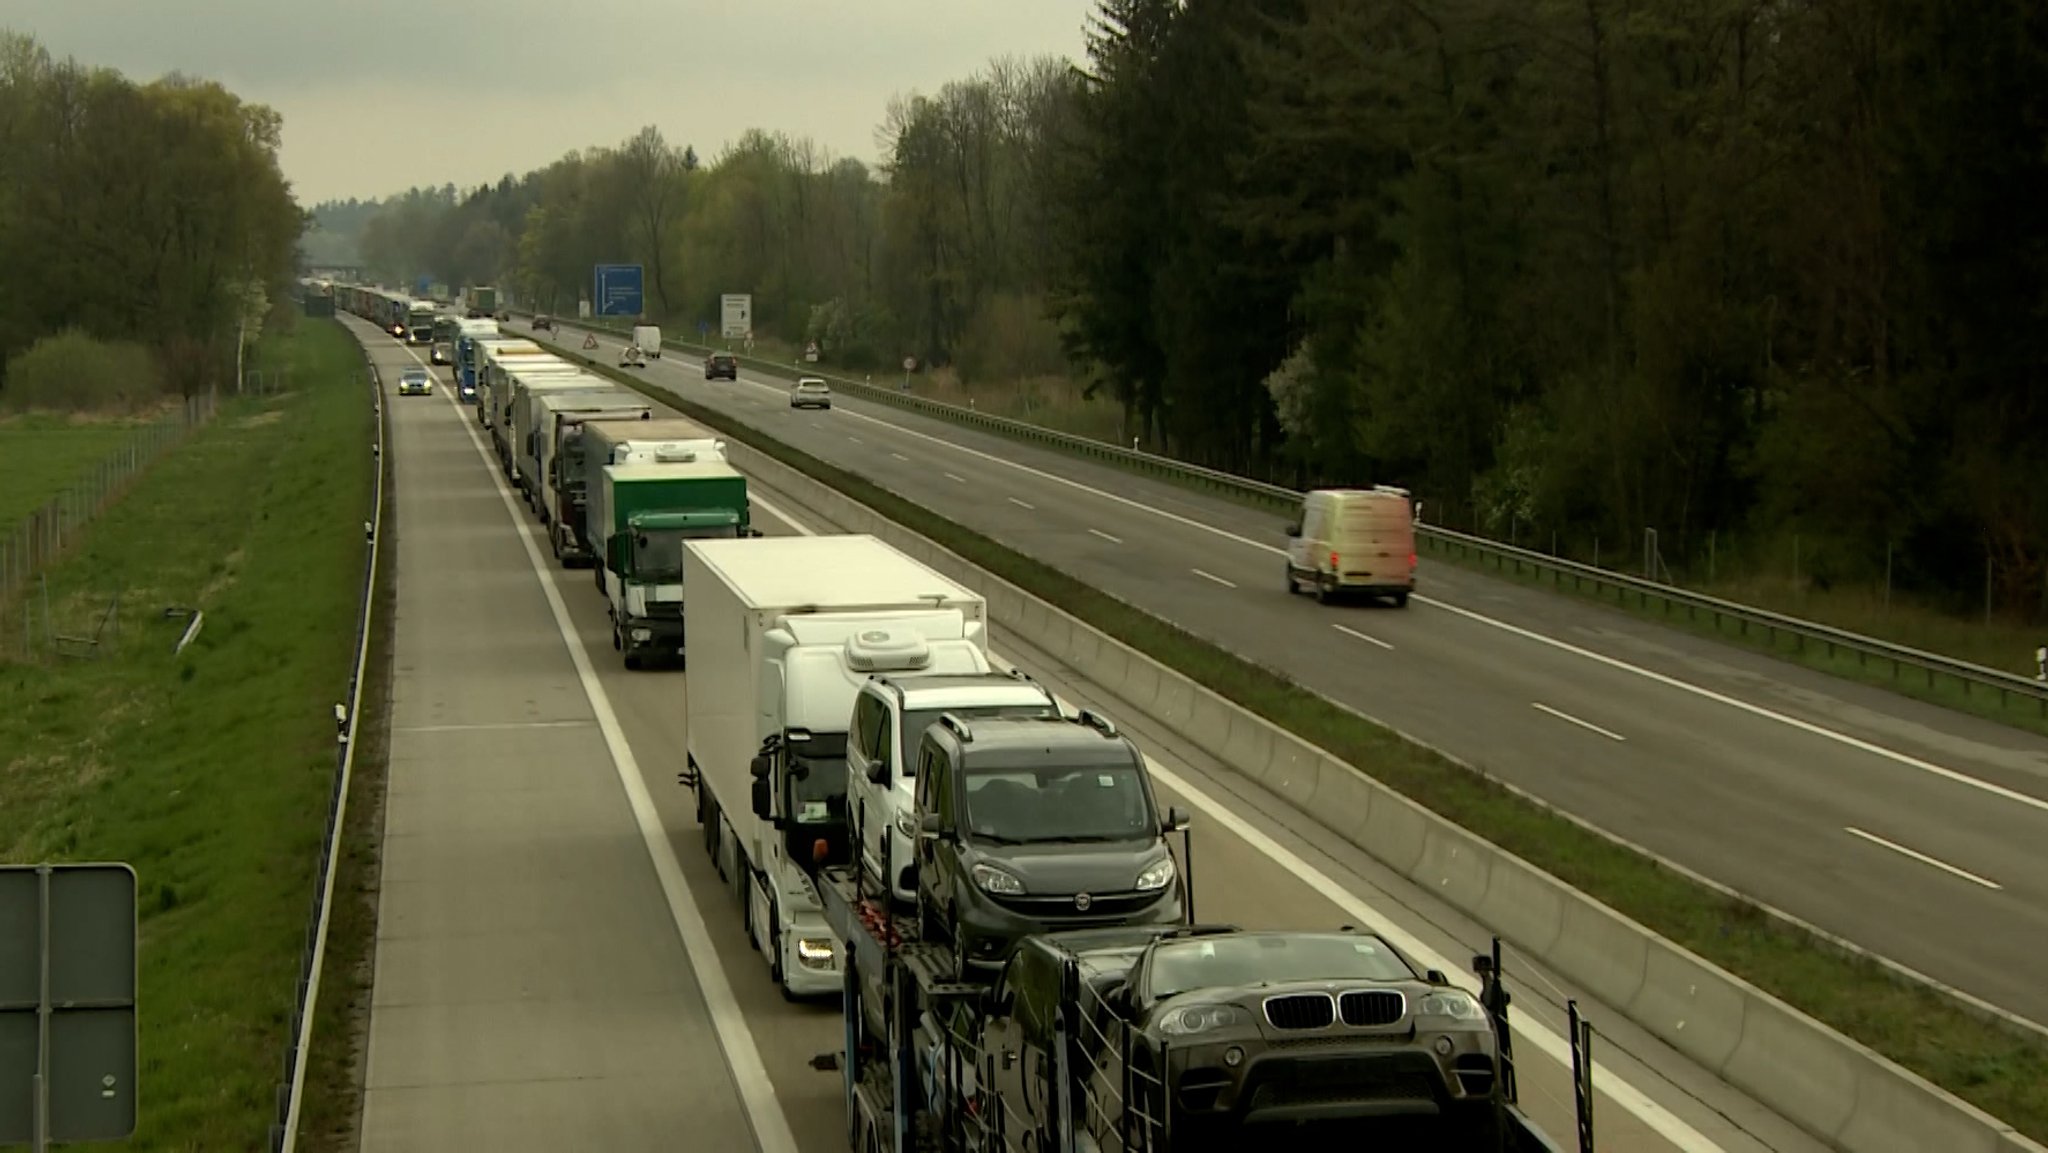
[330, 286, 1580, 1151]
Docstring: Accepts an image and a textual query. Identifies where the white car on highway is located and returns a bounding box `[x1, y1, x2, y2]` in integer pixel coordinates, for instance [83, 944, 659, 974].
[397, 367, 434, 397]
[789, 378, 831, 409]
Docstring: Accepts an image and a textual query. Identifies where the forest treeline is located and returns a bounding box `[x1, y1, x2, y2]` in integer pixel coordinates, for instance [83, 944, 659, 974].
[325, 0, 2048, 616]
[0, 30, 303, 409]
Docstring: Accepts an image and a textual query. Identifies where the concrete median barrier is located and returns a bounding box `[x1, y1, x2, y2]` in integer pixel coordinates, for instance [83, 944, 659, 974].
[711, 417, 2046, 1153]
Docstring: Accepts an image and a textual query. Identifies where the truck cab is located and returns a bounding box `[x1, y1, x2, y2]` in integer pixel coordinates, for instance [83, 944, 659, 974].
[912, 711, 1188, 975]
[847, 670, 1063, 905]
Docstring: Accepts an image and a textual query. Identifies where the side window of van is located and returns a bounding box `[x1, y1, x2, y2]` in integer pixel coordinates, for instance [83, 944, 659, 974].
[851, 694, 885, 765]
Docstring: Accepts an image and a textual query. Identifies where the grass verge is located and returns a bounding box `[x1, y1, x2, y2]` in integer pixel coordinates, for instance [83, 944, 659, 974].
[554, 348, 2048, 1141]
[0, 317, 376, 1149]
[0, 413, 150, 526]
[295, 338, 396, 1153]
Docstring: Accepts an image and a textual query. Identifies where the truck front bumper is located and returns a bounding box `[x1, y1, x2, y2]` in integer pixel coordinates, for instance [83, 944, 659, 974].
[622, 615, 685, 659]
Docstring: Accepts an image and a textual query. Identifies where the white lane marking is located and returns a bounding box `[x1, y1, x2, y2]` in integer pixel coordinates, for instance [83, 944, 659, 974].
[1844, 827, 2002, 891]
[945, 472, 966, 483]
[637, 431, 1726, 1153]
[392, 331, 801, 1153]
[1332, 624, 1394, 651]
[1191, 568, 1237, 589]
[1089, 528, 1123, 545]
[890, 452, 909, 462]
[1532, 702, 1627, 743]
[1008, 497, 1035, 510]
[556, 323, 2048, 816]
[847, 435, 863, 444]
[394, 720, 596, 733]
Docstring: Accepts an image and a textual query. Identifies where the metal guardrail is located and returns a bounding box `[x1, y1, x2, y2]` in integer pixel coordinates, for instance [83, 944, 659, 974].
[514, 309, 2048, 716]
[269, 345, 386, 1152]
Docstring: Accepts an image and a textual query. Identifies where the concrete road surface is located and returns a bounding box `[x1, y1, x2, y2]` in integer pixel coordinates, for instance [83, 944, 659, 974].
[513, 316, 2048, 1028]
[353, 317, 1829, 1153]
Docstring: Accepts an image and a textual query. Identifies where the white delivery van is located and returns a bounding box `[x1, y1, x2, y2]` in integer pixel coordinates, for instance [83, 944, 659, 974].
[632, 324, 663, 359]
[1284, 485, 1417, 606]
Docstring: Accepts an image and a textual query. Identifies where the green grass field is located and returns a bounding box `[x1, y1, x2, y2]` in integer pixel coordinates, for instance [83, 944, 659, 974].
[0, 317, 375, 1150]
[546, 343, 2048, 1144]
[0, 413, 155, 527]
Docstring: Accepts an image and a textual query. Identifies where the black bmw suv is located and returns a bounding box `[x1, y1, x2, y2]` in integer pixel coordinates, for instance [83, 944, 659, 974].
[911, 710, 1188, 973]
[704, 352, 738, 380]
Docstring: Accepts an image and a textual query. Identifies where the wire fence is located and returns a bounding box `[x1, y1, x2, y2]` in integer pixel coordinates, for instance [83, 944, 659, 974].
[0, 392, 218, 661]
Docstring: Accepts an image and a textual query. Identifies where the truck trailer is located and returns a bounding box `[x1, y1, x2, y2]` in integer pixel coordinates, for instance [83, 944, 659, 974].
[590, 456, 754, 665]
[511, 379, 630, 502]
[680, 535, 999, 998]
[473, 339, 549, 429]
[816, 862, 1573, 1152]
[533, 392, 654, 542]
[490, 362, 593, 477]
[463, 284, 498, 318]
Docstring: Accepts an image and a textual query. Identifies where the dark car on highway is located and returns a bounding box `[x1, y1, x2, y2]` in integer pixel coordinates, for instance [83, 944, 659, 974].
[912, 711, 1186, 974]
[704, 352, 738, 380]
[982, 925, 1508, 1150]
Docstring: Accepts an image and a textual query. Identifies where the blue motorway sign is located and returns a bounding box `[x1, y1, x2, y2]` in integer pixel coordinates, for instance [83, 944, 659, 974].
[594, 264, 645, 318]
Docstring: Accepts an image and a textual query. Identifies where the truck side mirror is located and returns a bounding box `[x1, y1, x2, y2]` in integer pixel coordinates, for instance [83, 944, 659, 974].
[918, 812, 945, 840]
[606, 534, 625, 574]
[750, 754, 772, 780]
[1164, 806, 1190, 833]
[751, 776, 772, 819]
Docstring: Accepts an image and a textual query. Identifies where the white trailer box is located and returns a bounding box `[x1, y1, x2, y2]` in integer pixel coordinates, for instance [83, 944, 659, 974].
[534, 392, 652, 548]
[683, 534, 991, 997]
[509, 373, 615, 495]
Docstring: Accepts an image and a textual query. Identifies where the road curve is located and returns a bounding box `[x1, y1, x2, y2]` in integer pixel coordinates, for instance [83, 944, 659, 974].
[355, 317, 1829, 1153]
[516, 316, 2048, 1028]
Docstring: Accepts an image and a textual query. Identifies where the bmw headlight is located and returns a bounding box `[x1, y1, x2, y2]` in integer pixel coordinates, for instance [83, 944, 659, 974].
[1416, 990, 1487, 1022]
[1135, 857, 1176, 892]
[970, 863, 1024, 895]
[1157, 1004, 1245, 1036]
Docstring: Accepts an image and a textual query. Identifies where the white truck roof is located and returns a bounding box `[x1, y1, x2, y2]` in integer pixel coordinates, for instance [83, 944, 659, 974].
[606, 458, 740, 484]
[687, 535, 977, 612]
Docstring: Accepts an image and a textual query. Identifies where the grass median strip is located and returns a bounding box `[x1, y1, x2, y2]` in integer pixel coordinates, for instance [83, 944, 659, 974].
[555, 350, 2048, 1141]
[0, 317, 375, 1148]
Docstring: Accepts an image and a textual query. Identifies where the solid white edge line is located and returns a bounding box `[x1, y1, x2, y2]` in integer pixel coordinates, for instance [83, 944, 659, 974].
[404, 335, 800, 1153]
[280, 327, 384, 1153]
[1844, 827, 2002, 891]
[1089, 528, 1123, 545]
[1191, 567, 1237, 589]
[1332, 623, 1395, 651]
[738, 484, 1726, 1153]
[1532, 702, 1628, 743]
[543, 322, 2048, 821]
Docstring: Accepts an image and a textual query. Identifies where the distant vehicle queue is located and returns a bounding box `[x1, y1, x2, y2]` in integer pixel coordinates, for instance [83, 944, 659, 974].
[305, 277, 1559, 1152]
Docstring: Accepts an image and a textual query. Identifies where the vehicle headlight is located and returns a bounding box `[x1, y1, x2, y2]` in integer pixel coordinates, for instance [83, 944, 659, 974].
[970, 863, 1024, 895]
[1157, 1004, 1245, 1036]
[1135, 857, 1176, 892]
[795, 938, 835, 968]
[1416, 990, 1487, 1022]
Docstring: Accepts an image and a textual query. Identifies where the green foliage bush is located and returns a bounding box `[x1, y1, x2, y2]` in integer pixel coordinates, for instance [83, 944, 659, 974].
[1, 329, 163, 413]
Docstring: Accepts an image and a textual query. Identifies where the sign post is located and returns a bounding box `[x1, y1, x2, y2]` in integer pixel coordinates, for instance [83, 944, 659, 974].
[592, 265, 644, 319]
[719, 294, 752, 340]
[0, 864, 138, 1149]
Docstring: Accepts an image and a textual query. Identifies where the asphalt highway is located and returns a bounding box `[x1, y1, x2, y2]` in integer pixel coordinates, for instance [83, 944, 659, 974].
[516, 316, 2048, 1028]
[354, 317, 1828, 1153]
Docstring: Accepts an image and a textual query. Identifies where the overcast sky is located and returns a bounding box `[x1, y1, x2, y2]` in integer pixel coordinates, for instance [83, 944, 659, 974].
[5, 0, 1095, 205]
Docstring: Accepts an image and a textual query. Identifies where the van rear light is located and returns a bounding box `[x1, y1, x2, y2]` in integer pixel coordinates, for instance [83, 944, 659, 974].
[1410, 553, 1418, 568]
[1330, 552, 1339, 569]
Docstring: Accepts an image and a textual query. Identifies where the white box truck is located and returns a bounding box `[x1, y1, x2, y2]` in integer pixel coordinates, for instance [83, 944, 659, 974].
[533, 392, 652, 545]
[681, 534, 993, 998]
[508, 374, 616, 497]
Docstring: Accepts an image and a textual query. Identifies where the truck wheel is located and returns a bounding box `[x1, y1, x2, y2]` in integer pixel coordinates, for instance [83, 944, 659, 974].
[624, 652, 642, 671]
[1392, 591, 1410, 607]
[611, 620, 621, 651]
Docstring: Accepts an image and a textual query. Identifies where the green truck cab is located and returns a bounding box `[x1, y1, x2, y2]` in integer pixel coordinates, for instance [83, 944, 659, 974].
[595, 459, 758, 668]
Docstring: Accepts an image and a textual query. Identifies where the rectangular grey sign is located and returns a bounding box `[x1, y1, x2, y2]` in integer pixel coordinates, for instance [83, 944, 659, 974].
[0, 864, 137, 1146]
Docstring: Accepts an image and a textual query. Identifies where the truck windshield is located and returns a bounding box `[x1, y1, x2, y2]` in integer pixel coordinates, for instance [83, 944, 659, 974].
[632, 526, 740, 581]
[786, 732, 848, 826]
[1144, 933, 1416, 1000]
[962, 764, 1155, 844]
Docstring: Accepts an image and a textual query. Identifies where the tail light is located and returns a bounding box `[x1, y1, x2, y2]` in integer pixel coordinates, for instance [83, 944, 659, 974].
[1410, 553, 1418, 568]
[1329, 551, 1339, 569]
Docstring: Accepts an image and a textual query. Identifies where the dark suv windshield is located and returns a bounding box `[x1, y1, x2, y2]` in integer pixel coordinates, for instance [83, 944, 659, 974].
[962, 763, 1155, 844]
[1145, 933, 1417, 1000]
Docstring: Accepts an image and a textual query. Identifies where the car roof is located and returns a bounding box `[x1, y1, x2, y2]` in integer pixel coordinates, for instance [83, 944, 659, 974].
[796, 377, 827, 386]
[401, 366, 428, 376]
